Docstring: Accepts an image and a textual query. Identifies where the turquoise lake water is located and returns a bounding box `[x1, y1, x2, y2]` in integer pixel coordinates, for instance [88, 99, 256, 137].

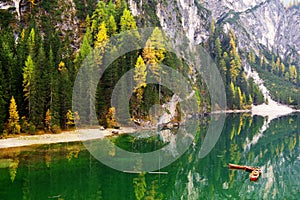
[0, 113, 299, 199]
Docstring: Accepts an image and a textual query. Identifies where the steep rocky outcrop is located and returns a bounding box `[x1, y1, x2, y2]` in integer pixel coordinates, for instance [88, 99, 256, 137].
[130, 0, 211, 44]
[130, 0, 300, 63]
[128, 0, 300, 113]
[0, 0, 83, 49]
[202, 0, 300, 63]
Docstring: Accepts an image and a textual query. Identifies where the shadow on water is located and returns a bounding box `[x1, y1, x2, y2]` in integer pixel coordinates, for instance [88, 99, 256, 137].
[0, 113, 299, 199]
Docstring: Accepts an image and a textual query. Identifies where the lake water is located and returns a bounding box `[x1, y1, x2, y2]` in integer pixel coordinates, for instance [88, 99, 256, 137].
[0, 113, 299, 199]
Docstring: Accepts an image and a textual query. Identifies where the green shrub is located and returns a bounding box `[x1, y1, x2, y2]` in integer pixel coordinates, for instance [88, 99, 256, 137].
[29, 124, 36, 135]
[51, 125, 62, 134]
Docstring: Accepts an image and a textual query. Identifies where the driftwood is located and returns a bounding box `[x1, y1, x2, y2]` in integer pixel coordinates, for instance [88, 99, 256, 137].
[158, 122, 180, 131]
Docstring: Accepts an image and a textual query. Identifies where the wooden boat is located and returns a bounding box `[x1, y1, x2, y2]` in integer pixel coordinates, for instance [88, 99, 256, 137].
[228, 163, 261, 181]
[228, 163, 255, 171]
[228, 163, 260, 171]
[249, 169, 260, 181]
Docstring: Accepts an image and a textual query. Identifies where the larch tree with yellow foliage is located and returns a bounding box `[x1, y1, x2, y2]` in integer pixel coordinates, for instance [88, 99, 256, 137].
[120, 9, 137, 32]
[7, 96, 21, 134]
[23, 55, 35, 117]
[45, 109, 52, 131]
[134, 56, 147, 115]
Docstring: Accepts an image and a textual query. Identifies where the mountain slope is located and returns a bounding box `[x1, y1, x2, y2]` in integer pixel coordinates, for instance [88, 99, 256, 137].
[129, 0, 300, 106]
[203, 0, 300, 63]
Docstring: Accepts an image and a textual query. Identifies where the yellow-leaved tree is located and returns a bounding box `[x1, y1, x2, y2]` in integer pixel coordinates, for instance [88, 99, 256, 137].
[134, 55, 147, 114]
[8, 96, 21, 134]
[45, 109, 52, 131]
[66, 110, 74, 129]
[105, 107, 118, 128]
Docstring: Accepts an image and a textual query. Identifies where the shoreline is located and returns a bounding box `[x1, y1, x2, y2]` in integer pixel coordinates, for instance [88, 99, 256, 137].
[0, 103, 298, 149]
[0, 127, 137, 149]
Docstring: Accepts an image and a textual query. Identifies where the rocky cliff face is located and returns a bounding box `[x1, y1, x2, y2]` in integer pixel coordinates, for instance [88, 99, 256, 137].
[2, 0, 299, 62]
[0, 0, 82, 49]
[130, 0, 300, 64]
[203, 0, 300, 61]
[129, 0, 211, 44]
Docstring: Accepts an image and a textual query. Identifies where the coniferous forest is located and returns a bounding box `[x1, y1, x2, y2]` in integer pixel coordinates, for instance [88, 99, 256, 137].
[1, 0, 299, 137]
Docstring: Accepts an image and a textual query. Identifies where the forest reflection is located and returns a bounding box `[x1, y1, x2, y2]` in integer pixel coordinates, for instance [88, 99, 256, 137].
[0, 113, 299, 199]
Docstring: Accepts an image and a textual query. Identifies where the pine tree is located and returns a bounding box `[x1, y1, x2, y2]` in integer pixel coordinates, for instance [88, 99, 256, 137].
[8, 96, 21, 134]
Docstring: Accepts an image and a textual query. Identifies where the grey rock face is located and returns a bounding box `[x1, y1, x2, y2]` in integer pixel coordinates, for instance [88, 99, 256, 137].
[129, 0, 211, 44]
[202, 0, 300, 61]
[129, 0, 300, 63]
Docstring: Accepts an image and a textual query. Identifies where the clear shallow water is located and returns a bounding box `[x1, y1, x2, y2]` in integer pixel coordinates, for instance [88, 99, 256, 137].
[0, 113, 299, 199]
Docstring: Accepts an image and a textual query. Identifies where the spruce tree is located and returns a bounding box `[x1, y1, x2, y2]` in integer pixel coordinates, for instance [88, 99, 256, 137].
[48, 47, 60, 126]
[31, 44, 47, 127]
